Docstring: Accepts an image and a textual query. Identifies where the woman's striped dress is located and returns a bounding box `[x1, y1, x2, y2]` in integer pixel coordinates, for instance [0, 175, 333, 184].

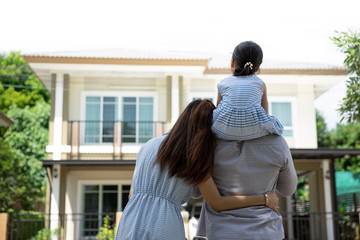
[212, 75, 283, 141]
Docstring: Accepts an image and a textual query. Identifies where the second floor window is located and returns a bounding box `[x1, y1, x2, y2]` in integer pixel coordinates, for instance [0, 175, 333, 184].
[270, 102, 293, 137]
[84, 96, 154, 144]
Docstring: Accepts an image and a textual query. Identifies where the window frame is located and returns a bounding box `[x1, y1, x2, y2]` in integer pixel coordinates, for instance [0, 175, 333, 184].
[268, 96, 297, 140]
[80, 91, 158, 145]
[187, 91, 217, 105]
[76, 180, 132, 239]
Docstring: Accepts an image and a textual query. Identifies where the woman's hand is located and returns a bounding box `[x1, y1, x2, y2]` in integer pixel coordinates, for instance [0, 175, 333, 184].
[266, 192, 279, 212]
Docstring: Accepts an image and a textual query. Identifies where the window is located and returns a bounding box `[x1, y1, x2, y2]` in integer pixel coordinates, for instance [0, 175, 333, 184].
[188, 92, 217, 105]
[85, 97, 118, 143]
[82, 184, 130, 237]
[83, 94, 154, 144]
[269, 102, 293, 137]
[122, 97, 154, 143]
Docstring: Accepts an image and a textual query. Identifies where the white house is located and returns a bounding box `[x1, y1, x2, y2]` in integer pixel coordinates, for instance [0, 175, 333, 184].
[23, 48, 354, 239]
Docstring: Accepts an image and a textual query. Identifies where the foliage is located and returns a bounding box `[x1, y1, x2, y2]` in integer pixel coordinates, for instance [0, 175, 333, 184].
[96, 215, 116, 240]
[331, 30, 360, 123]
[316, 111, 360, 173]
[296, 176, 309, 202]
[315, 110, 330, 147]
[0, 51, 50, 212]
[0, 101, 50, 212]
[31, 228, 60, 240]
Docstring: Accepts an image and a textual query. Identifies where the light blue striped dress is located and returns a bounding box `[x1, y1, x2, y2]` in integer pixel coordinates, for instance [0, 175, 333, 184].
[212, 75, 283, 140]
[115, 135, 196, 240]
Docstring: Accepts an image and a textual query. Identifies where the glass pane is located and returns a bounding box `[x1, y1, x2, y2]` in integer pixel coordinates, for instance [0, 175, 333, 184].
[123, 97, 136, 103]
[104, 97, 116, 102]
[103, 97, 117, 143]
[283, 129, 293, 137]
[271, 102, 292, 127]
[84, 185, 99, 191]
[86, 96, 100, 103]
[139, 98, 153, 143]
[122, 137, 136, 143]
[103, 185, 118, 191]
[85, 97, 100, 144]
[122, 185, 131, 210]
[103, 192, 118, 213]
[123, 97, 136, 143]
[83, 189, 99, 237]
[139, 97, 153, 103]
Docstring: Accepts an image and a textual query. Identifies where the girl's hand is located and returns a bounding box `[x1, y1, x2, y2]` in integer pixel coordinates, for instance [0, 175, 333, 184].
[266, 192, 279, 212]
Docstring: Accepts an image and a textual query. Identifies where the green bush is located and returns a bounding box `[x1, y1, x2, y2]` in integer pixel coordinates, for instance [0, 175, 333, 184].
[96, 215, 116, 240]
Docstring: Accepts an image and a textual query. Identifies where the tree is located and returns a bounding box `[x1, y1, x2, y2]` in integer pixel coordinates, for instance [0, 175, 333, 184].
[316, 111, 360, 173]
[0, 52, 50, 212]
[316, 110, 330, 147]
[0, 51, 50, 112]
[331, 30, 360, 123]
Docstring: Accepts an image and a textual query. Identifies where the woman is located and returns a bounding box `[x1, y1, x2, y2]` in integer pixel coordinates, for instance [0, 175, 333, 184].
[115, 100, 279, 240]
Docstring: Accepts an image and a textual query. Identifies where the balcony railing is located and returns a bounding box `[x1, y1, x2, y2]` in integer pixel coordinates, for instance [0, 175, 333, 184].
[69, 121, 166, 158]
[6, 211, 360, 240]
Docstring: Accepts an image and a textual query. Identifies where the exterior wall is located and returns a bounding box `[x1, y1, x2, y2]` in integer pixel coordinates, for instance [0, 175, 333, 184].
[264, 74, 319, 148]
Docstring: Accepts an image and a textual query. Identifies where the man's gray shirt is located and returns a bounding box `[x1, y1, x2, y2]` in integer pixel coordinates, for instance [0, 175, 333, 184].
[197, 134, 298, 240]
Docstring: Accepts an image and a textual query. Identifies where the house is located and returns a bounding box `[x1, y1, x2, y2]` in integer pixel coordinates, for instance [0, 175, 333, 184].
[23, 49, 357, 239]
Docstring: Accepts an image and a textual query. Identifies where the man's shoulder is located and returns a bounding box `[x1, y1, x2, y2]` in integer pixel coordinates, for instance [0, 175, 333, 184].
[246, 134, 288, 147]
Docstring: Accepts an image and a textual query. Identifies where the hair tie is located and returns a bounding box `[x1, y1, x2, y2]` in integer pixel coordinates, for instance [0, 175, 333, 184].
[244, 62, 253, 70]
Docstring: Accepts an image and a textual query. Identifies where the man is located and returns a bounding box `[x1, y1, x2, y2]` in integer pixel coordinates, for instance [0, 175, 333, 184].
[196, 134, 298, 240]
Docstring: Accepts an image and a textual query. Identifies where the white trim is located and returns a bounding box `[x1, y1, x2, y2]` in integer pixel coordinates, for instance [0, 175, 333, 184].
[76, 180, 132, 239]
[322, 160, 335, 240]
[171, 75, 180, 125]
[50, 165, 61, 240]
[53, 73, 64, 160]
[268, 96, 298, 146]
[187, 91, 217, 105]
[46, 144, 142, 154]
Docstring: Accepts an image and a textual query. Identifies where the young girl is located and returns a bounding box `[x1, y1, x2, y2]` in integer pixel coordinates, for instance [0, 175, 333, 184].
[212, 41, 283, 140]
[115, 100, 279, 240]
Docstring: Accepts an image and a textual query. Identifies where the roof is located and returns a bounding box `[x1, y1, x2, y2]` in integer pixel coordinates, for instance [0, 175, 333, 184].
[23, 48, 211, 61]
[23, 48, 346, 72]
[0, 110, 15, 127]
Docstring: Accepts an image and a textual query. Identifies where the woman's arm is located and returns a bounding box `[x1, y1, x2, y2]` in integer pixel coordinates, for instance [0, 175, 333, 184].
[216, 91, 222, 106]
[261, 82, 269, 114]
[198, 176, 279, 212]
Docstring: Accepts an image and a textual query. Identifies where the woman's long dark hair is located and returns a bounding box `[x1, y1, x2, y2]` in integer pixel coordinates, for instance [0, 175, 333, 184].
[155, 99, 216, 186]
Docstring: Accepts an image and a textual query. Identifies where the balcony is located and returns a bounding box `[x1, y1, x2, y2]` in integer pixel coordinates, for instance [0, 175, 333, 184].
[68, 121, 166, 159]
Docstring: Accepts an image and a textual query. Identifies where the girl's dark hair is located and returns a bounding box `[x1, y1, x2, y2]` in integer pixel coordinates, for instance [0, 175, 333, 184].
[232, 41, 263, 76]
[155, 99, 216, 185]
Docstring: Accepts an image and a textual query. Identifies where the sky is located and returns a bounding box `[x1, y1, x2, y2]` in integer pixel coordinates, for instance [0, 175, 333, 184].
[1, 0, 360, 129]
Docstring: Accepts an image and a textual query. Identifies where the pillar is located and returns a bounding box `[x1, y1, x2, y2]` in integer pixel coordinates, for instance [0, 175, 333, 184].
[50, 73, 64, 238]
[171, 75, 180, 126]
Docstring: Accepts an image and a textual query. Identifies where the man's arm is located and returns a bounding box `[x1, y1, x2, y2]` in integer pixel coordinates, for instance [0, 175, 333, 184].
[276, 140, 298, 196]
